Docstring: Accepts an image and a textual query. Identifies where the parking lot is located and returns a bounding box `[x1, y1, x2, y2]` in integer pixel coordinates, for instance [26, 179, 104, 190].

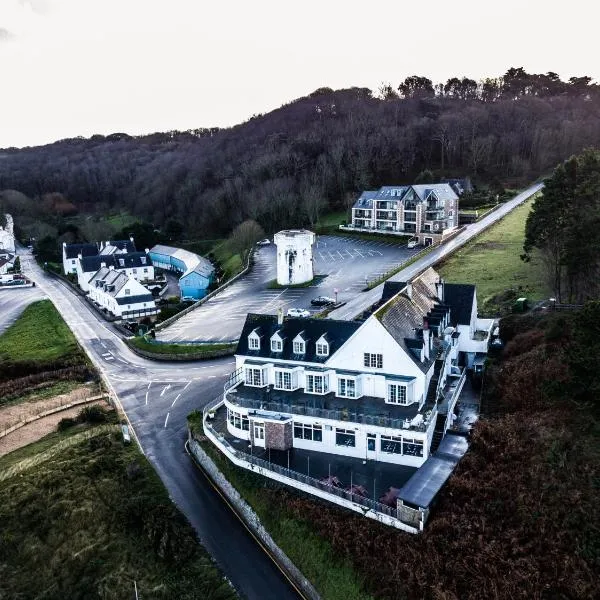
[158, 235, 419, 343]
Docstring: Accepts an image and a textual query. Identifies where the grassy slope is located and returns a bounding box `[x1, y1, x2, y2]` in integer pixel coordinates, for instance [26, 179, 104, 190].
[438, 198, 550, 315]
[197, 436, 373, 600]
[129, 337, 235, 356]
[0, 300, 81, 363]
[0, 419, 235, 600]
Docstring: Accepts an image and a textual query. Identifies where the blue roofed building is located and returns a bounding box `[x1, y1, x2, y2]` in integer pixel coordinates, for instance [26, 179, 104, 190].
[148, 244, 215, 300]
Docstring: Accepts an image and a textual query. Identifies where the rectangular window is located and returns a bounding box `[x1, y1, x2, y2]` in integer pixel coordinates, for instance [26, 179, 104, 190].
[337, 377, 356, 398]
[125, 289, 131, 295]
[380, 435, 403, 454]
[367, 433, 376, 452]
[403, 438, 424, 457]
[271, 339, 282, 352]
[245, 367, 263, 387]
[293, 341, 304, 354]
[306, 374, 328, 394]
[143, 268, 148, 273]
[335, 428, 356, 447]
[387, 383, 407, 405]
[293, 422, 322, 442]
[275, 370, 292, 390]
[253, 423, 264, 440]
[249, 336, 259, 350]
[363, 353, 383, 368]
[316, 342, 328, 356]
[132, 269, 137, 274]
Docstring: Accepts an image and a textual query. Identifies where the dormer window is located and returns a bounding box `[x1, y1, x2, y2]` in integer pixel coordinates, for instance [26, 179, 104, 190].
[315, 335, 329, 357]
[271, 331, 284, 352]
[119, 258, 125, 267]
[293, 332, 306, 354]
[248, 329, 260, 350]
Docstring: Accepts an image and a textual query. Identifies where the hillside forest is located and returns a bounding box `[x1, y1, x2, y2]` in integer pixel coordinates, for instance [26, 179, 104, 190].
[1, 67, 600, 247]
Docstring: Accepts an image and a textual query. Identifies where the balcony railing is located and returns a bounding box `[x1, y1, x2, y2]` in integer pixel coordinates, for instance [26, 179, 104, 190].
[376, 211, 396, 221]
[226, 391, 432, 432]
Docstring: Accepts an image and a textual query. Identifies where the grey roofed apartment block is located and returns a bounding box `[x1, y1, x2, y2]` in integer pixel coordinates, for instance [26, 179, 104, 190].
[236, 314, 362, 364]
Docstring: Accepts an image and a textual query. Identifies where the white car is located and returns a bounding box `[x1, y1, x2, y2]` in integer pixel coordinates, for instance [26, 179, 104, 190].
[257, 238, 271, 246]
[287, 308, 310, 318]
[407, 238, 419, 249]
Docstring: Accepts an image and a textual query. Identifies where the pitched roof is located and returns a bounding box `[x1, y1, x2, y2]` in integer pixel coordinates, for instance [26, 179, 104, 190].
[237, 314, 362, 363]
[80, 252, 151, 273]
[352, 190, 378, 209]
[64, 242, 99, 259]
[443, 283, 475, 326]
[374, 186, 409, 200]
[149, 244, 214, 278]
[109, 239, 136, 252]
[88, 267, 129, 297]
[411, 184, 459, 202]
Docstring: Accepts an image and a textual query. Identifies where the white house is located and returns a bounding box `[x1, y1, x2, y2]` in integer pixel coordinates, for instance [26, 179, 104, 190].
[220, 267, 487, 471]
[0, 214, 16, 253]
[0, 252, 15, 275]
[348, 184, 460, 246]
[62, 238, 136, 275]
[87, 267, 158, 320]
[76, 251, 154, 292]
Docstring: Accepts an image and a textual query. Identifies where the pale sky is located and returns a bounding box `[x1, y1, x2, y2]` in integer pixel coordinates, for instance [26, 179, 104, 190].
[1, 0, 597, 148]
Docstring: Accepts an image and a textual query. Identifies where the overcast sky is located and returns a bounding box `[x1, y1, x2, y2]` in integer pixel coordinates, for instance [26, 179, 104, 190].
[0, 0, 596, 148]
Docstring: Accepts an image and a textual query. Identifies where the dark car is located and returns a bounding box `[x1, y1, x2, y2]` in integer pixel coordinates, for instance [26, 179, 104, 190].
[310, 296, 335, 307]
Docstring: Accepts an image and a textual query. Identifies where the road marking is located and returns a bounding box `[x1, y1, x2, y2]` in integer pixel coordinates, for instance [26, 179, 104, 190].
[145, 391, 149, 405]
[164, 412, 170, 428]
[104, 355, 114, 361]
[183, 381, 191, 390]
[171, 394, 181, 407]
[160, 384, 171, 397]
[147, 382, 152, 390]
[209, 375, 217, 378]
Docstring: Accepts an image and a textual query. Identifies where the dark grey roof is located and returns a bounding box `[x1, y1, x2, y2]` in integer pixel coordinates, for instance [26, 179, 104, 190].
[398, 434, 468, 509]
[352, 190, 378, 209]
[80, 252, 151, 273]
[381, 281, 406, 303]
[64, 243, 98, 259]
[443, 283, 475, 326]
[109, 239, 136, 252]
[374, 186, 409, 200]
[116, 294, 154, 305]
[237, 314, 362, 363]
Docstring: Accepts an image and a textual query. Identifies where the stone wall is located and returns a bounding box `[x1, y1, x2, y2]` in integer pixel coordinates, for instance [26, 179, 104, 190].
[265, 421, 292, 450]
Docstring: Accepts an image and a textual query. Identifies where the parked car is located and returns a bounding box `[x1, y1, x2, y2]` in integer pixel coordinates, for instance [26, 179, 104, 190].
[287, 308, 310, 318]
[407, 238, 419, 249]
[310, 296, 335, 307]
[181, 296, 196, 302]
[257, 238, 271, 246]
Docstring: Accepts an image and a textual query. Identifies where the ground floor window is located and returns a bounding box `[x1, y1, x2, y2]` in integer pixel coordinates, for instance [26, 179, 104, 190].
[380, 435, 403, 454]
[337, 377, 356, 398]
[275, 370, 292, 390]
[227, 408, 249, 431]
[306, 373, 328, 394]
[367, 433, 376, 452]
[253, 423, 264, 440]
[335, 428, 356, 447]
[386, 383, 408, 405]
[245, 367, 264, 387]
[403, 438, 424, 457]
[293, 422, 322, 442]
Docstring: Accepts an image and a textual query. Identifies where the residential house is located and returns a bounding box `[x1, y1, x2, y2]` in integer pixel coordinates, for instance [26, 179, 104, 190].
[76, 251, 154, 292]
[148, 244, 214, 300]
[62, 238, 136, 274]
[87, 267, 158, 320]
[348, 184, 460, 245]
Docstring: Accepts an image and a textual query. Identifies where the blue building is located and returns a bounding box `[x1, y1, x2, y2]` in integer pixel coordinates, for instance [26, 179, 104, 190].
[148, 244, 215, 300]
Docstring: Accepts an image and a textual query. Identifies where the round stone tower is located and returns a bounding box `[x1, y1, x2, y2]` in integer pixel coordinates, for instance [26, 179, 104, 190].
[273, 229, 315, 286]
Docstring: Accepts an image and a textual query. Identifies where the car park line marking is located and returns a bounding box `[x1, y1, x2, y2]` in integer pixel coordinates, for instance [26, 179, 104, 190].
[160, 384, 171, 397]
[145, 390, 149, 405]
[171, 394, 181, 407]
[164, 412, 170, 428]
[183, 381, 191, 390]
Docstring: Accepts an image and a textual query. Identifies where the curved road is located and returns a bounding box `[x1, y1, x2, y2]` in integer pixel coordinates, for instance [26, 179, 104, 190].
[328, 182, 544, 320]
[18, 251, 301, 600]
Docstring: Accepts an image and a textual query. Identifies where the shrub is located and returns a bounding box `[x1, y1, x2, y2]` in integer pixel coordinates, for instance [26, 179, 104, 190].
[57, 417, 76, 431]
[78, 405, 108, 424]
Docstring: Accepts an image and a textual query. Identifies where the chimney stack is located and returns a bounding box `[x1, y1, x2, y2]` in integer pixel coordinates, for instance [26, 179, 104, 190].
[144, 248, 150, 254]
[423, 317, 430, 361]
[406, 281, 413, 301]
[436, 278, 444, 302]
[101, 261, 106, 269]
[277, 307, 284, 326]
[77, 253, 82, 260]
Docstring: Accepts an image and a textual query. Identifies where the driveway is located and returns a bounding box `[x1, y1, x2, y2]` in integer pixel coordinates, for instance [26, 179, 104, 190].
[158, 235, 419, 342]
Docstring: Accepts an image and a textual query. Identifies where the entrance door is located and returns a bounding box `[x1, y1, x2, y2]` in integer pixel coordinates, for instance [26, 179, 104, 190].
[253, 422, 265, 448]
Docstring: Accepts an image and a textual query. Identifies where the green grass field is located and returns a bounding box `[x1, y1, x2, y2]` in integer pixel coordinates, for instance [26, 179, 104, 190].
[129, 337, 236, 357]
[0, 300, 82, 363]
[0, 417, 235, 600]
[438, 198, 550, 315]
[196, 432, 373, 600]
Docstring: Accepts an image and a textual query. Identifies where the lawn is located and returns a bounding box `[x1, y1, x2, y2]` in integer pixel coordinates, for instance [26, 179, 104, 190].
[0, 415, 235, 600]
[129, 337, 236, 357]
[438, 198, 550, 315]
[194, 429, 373, 600]
[0, 300, 81, 363]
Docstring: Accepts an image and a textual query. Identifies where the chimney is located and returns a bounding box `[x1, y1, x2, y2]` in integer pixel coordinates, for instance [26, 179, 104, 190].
[406, 281, 413, 301]
[436, 278, 444, 302]
[109, 265, 114, 270]
[77, 253, 82, 260]
[277, 307, 284, 325]
[130, 236, 135, 244]
[423, 317, 430, 361]
[101, 261, 106, 269]
[144, 248, 149, 254]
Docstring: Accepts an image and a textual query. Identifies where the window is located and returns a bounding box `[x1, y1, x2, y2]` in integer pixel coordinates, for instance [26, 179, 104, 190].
[367, 433, 376, 452]
[293, 422, 322, 442]
[306, 373, 328, 394]
[380, 435, 403, 454]
[228, 409, 248, 431]
[387, 383, 408, 405]
[245, 367, 263, 387]
[253, 423, 265, 440]
[363, 353, 383, 368]
[119, 258, 125, 267]
[143, 268, 148, 273]
[132, 269, 137, 274]
[293, 341, 305, 354]
[275, 370, 292, 390]
[316, 342, 328, 356]
[248, 335, 260, 350]
[125, 289, 130, 295]
[337, 377, 356, 398]
[335, 428, 356, 447]
[403, 438, 424, 457]
[71, 259, 76, 264]
[271, 339, 282, 352]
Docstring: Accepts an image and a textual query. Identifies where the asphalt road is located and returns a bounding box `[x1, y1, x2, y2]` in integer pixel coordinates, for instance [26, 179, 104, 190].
[18, 250, 302, 600]
[328, 183, 544, 320]
[0, 285, 45, 334]
[159, 235, 420, 342]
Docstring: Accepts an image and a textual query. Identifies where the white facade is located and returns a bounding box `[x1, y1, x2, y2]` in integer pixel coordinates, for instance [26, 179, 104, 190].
[273, 229, 315, 285]
[76, 256, 154, 292]
[0, 214, 16, 253]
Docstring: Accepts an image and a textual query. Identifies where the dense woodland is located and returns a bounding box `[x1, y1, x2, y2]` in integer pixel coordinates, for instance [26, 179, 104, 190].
[1, 68, 600, 243]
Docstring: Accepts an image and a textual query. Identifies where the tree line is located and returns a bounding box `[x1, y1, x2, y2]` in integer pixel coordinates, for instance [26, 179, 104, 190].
[1, 67, 600, 244]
